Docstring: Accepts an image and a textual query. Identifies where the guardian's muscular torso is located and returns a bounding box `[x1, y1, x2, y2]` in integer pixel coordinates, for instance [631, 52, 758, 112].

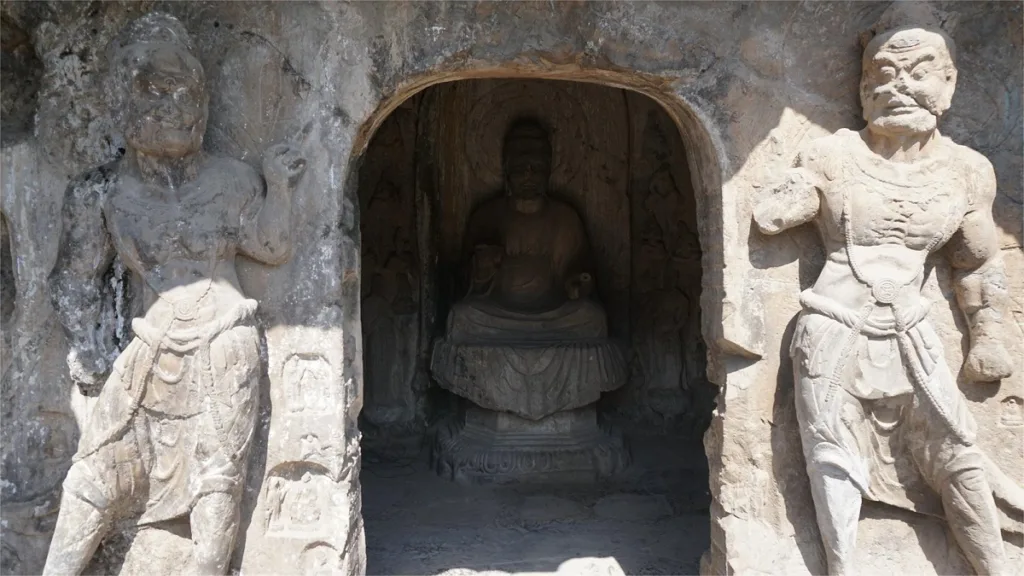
[103, 156, 261, 329]
[806, 129, 971, 319]
[757, 128, 990, 325]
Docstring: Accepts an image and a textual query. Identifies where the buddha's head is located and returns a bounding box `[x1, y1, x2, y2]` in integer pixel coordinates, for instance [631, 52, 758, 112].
[109, 13, 208, 158]
[860, 8, 956, 137]
[503, 118, 552, 202]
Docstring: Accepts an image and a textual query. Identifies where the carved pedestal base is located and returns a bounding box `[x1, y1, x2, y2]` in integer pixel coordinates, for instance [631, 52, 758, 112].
[430, 338, 629, 420]
[431, 404, 630, 485]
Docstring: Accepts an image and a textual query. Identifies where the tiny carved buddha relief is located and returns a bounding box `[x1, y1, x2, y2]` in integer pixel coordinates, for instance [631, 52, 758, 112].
[430, 119, 629, 483]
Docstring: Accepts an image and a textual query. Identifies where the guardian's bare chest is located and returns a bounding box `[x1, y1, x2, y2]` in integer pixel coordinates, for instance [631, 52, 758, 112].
[104, 173, 250, 266]
[820, 159, 967, 251]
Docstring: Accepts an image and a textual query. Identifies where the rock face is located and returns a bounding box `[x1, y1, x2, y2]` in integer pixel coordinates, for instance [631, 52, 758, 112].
[0, 1, 1020, 575]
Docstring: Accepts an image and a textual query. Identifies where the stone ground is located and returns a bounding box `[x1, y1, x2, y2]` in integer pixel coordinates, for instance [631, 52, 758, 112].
[362, 430, 711, 576]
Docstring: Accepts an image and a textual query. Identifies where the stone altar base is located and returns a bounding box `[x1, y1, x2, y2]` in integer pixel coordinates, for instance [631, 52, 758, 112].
[431, 404, 630, 485]
[430, 338, 629, 421]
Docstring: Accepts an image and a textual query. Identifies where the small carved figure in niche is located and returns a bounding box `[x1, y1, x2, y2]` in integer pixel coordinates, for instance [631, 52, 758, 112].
[284, 354, 336, 414]
[645, 168, 684, 256]
[430, 119, 628, 483]
[43, 13, 306, 575]
[362, 265, 418, 429]
[629, 157, 705, 425]
[753, 8, 1021, 575]
[448, 118, 606, 341]
[265, 477, 286, 530]
[1000, 396, 1023, 428]
[359, 136, 420, 433]
[289, 472, 321, 525]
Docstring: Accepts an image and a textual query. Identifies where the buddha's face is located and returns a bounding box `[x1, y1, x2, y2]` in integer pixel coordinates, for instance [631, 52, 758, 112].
[860, 28, 956, 137]
[118, 43, 207, 158]
[504, 137, 551, 201]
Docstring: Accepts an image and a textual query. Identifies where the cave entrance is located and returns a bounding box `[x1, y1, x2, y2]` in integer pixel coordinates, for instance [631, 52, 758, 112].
[357, 78, 714, 575]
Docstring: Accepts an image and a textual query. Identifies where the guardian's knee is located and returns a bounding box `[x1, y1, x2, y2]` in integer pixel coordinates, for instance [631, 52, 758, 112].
[948, 466, 987, 494]
[190, 492, 240, 574]
[807, 442, 868, 493]
[62, 459, 113, 511]
[930, 447, 985, 489]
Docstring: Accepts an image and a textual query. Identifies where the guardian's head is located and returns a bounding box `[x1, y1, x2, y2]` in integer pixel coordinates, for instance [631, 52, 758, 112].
[109, 13, 207, 157]
[860, 7, 957, 136]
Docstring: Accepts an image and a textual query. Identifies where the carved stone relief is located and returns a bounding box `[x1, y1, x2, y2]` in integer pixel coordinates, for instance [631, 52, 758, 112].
[753, 7, 1023, 574]
[426, 79, 631, 337]
[254, 317, 359, 574]
[361, 80, 711, 463]
[1000, 396, 1023, 428]
[1, 2, 1017, 575]
[407, 80, 711, 434]
[300, 542, 345, 575]
[358, 103, 423, 438]
[621, 93, 711, 431]
[41, 13, 307, 575]
[284, 353, 341, 414]
[429, 118, 630, 483]
[264, 467, 346, 539]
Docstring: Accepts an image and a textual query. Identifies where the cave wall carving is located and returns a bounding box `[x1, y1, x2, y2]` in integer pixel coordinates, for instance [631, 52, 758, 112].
[0, 2, 1019, 575]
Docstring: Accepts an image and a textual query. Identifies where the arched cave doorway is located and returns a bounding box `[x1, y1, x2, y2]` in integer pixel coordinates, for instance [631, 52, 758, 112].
[357, 78, 715, 575]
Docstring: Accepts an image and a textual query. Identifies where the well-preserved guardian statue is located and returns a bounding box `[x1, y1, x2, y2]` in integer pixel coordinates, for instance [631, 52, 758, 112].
[44, 13, 306, 575]
[754, 12, 1022, 576]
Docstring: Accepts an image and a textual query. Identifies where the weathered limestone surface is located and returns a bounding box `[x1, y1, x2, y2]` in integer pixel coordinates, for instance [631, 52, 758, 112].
[0, 1, 1020, 575]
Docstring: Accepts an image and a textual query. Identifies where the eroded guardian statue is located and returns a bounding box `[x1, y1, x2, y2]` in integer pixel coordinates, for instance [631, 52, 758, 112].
[44, 13, 306, 575]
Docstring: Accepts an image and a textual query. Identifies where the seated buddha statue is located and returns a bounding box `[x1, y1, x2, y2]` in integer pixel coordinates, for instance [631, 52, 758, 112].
[430, 118, 629, 484]
[447, 119, 607, 343]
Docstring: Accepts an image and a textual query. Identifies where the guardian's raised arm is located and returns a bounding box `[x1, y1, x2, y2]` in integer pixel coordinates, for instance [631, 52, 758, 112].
[753, 150, 823, 236]
[239, 143, 306, 265]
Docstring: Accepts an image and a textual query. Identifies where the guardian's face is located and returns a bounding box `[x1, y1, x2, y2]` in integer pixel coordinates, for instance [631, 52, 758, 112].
[860, 28, 956, 137]
[120, 43, 207, 157]
[504, 138, 551, 200]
